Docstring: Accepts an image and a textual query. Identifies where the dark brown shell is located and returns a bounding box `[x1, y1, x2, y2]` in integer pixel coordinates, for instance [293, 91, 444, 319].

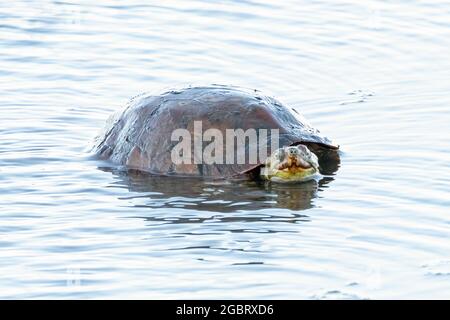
[92, 85, 338, 177]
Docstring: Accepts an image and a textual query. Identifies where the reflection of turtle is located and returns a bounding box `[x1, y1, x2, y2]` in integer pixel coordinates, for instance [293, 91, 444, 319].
[92, 85, 340, 182]
[100, 166, 335, 212]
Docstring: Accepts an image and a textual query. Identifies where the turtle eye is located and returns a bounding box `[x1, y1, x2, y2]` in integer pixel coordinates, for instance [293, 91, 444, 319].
[296, 144, 310, 156]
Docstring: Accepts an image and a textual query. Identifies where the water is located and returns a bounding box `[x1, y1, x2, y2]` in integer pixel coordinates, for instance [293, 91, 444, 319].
[1, 0, 450, 299]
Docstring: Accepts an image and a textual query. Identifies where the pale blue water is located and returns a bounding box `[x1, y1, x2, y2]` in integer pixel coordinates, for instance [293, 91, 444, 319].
[1, 0, 450, 299]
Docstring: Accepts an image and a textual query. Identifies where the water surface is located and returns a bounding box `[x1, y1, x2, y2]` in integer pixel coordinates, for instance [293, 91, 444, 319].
[1, 0, 450, 298]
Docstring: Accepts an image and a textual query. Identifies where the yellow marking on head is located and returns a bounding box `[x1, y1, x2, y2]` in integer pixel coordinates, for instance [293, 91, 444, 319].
[272, 167, 316, 180]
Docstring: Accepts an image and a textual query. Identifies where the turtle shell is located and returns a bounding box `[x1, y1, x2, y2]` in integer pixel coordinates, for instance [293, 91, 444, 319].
[92, 85, 338, 177]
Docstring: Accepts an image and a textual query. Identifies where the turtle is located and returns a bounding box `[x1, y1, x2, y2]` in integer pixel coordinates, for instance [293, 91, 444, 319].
[91, 85, 340, 182]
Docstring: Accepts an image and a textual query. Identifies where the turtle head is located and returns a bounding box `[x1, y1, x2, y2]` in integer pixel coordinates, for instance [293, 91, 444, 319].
[261, 145, 319, 182]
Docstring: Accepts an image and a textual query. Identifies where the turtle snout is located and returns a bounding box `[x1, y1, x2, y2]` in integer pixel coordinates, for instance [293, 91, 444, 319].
[287, 145, 309, 161]
[287, 147, 299, 157]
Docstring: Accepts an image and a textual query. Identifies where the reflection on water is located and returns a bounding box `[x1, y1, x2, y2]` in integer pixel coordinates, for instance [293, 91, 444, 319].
[1, 0, 450, 299]
[100, 166, 336, 212]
